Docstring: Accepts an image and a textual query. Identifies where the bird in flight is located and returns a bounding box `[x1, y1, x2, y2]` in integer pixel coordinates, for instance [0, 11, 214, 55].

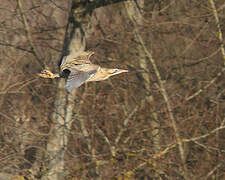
[38, 51, 128, 92]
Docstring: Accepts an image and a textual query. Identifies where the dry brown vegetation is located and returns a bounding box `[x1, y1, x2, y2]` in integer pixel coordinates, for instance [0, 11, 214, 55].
[0, 0, 225, 179]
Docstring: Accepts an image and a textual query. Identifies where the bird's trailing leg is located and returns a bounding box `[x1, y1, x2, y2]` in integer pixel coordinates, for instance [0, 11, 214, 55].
[38, 69, 59, 79]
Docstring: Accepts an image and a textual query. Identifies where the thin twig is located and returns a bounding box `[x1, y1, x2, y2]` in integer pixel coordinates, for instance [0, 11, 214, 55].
[125, 121, 225, 177]
[205, 160, 225, 179]
[17, 0, 44, 67]
[186, 67, 225, 101]
[125, 2, 188, 179]
[115, 105, 138, 145]
[183, 125, 225, 143]
[95, 126, 116, 157]
[186, 0, 225, 101]
[208, 0, 225, 62]
[0, 42, 33, 53]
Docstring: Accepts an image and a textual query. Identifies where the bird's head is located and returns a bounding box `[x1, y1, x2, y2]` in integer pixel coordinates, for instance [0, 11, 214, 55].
[108, 68, 128, 75]
[102, 68, 128, 80]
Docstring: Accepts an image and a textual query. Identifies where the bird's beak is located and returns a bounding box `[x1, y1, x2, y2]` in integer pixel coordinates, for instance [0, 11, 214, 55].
[113, 69, 129, 75]
[118, 69, 129, 73]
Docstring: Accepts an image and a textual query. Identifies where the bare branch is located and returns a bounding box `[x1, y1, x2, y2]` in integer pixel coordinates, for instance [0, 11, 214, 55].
[186, 67, 225, 101]
[115, 105, 138, 145]
[186, 0, 225, 101]
[208, 0, 225, 62]
[125, 1, 189, 179]
[17, 0, 44, 67]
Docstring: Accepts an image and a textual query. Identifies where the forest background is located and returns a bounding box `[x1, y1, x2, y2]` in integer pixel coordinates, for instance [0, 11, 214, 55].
[0, 0, 225, 179]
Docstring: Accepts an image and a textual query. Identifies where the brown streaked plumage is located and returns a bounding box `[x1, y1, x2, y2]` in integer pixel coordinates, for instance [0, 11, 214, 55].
[38, 51, 128, 92]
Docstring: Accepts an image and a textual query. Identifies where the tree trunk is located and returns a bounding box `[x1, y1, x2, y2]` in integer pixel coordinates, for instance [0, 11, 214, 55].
[124, 0, 161, 154]
[42, 4, 87, 180]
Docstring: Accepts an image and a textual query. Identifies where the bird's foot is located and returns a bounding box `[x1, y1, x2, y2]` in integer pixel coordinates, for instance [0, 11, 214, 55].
[38, 69, 55, 79]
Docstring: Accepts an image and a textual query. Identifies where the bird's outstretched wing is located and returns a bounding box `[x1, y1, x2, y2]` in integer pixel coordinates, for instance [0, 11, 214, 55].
[65, 69, 97, 92]
[60, 51, 95, 71]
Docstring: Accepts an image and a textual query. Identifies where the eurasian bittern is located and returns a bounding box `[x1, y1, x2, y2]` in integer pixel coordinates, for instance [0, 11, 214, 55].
[38, 51, 128, 92]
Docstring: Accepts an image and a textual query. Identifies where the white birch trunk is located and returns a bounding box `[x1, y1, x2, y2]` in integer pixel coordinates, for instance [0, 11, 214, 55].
[42, 6, 86, 180]
[124, 0, 161, 154]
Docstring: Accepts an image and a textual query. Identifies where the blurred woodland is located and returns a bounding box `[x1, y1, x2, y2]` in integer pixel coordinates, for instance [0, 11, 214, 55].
[0, 0, 225, 179]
